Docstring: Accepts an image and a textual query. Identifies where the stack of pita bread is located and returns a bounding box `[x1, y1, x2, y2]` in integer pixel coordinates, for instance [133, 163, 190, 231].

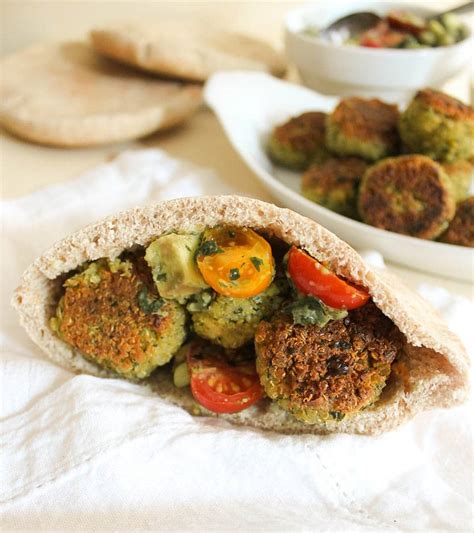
[0, 23, 286, 147]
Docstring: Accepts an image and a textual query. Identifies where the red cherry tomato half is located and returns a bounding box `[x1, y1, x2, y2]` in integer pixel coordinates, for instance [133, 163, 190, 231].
[187, 344, 263, 414]
[360, 37, 382, 48]
[287, 246, 370, 310]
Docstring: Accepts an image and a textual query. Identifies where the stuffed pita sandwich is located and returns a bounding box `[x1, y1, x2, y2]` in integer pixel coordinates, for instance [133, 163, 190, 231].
[13, 196, 469, 435]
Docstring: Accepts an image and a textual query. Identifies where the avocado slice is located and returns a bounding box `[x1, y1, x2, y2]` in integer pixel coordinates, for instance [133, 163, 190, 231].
[145, 233, 208, 299]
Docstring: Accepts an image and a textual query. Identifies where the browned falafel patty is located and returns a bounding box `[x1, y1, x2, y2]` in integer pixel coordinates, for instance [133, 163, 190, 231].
[267, 111, 329, 169]
[358, 155, 456, 239]
[415, 88, 474, 121]
[53, 257, 186, 378]
[301, 157, 367, 218]
[399, 89, 474, 162]
[255, 303, 404, 423]
[273, 111, 326, 151]
[326, 97, 400, 160]
[442, 159, 473, 202]
[439, 196, 474, 247]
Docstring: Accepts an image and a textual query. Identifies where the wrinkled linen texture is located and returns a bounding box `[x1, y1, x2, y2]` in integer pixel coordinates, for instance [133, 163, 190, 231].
[1, 149, 472, 531]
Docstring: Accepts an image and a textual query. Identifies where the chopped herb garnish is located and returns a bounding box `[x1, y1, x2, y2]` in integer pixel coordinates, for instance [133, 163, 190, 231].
[283, 296, 347, 326]
[137, 287, 165, 315]
[154, 272, 167, 282]
[250, 256, 263, 271]
[229, 268, 240, 281]
[197, 239, 224, 257]
[228, 230, 236, 238]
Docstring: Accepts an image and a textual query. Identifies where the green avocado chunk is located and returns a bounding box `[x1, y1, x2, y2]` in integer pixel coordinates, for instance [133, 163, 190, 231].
[145, 233, 209, 299]
[173, 362, 190, 388]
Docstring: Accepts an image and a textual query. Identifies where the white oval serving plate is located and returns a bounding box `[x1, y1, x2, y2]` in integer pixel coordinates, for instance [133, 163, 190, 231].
[204, 72, 473, 282]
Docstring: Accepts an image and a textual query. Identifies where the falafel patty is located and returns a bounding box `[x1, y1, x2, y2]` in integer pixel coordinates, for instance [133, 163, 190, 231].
[442, 160, 473, 202]
[267, 111, 329, 170]
[358, 155, 455, 239]
[301, 157, 367, 219]
[191, 281, 285, 349]
[439, 196, 474, 247]
[399, 89, 474, 162]
[51, 258, 187, 379]
[255, 303, 403, 424]
[325, 97, 400, 161]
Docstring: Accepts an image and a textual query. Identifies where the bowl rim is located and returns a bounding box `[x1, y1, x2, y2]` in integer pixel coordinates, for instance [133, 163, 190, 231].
[284, 1, 473, 58]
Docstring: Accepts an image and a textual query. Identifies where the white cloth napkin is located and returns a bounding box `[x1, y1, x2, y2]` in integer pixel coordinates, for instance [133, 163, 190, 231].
[1, 149, 472, 531]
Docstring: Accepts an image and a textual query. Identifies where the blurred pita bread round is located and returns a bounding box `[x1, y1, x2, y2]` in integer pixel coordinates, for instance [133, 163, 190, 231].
[0, 42, 202, 147]
[90, 22, 287, 81]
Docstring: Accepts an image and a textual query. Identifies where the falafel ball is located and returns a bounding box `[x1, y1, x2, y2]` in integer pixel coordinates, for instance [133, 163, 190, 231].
[301, 157, 367, 219]
[358, 155, 456, 239]
[267, 111, 329, 170]
[439, 196, 474, 247]
[399, 89, 474, 162]
[50, 258, 187, 379]
[442, 159, 473, 202]
[325, 97, 400, 161]
[191, 281, 285, 349]
[255, 303, 403, 424]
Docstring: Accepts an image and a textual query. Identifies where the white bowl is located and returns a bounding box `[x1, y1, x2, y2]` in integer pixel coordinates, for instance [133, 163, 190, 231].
[204, 71, 474, 282]
[285, 1, 474, 102]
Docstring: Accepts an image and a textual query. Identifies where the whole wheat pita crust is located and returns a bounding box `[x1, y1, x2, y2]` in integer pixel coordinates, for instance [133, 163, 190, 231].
[90, 23, 286, 82]
[12, 196, 469, 435]
[0, 42, 202, 147]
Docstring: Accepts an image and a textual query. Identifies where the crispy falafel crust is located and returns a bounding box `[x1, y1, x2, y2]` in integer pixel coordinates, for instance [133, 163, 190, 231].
[442, 160, 473, 202]
[13, 196, 468, 435]
[272, 112, 326, 151]
[359, 155, 455, 239]
[325, 98, 399, 161]
[416, 89, 474, 121]
[56, 259, 185, 378]
[267, 112, 328, 170]
[399, 89, 474, 162]
[439, 197, 474, 247]
[301, 157, 367, 218]
[255, 304, 404, 420]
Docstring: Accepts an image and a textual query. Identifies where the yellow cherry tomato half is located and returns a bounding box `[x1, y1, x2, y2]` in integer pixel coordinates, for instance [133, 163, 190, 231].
[196, 226, 274, 298]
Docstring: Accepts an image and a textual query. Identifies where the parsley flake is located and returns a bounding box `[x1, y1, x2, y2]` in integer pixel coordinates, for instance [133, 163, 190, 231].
[137, 287, 165, 314]
[250, 257, 264, 271]
[229, 268, 240, 281]
[197, 239, 224, 257]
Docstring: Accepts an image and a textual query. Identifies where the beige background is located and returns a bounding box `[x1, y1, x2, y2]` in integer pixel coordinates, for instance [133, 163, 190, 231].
[1, 0, 473, 297]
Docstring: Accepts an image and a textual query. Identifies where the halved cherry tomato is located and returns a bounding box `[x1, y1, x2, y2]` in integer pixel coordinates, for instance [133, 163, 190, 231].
[196, 226, 274, 298]
[360, 37, 382, 48]
[359, 20, 405, 48]
[286, 246, 370, 310]
[187, 343, 263, 414]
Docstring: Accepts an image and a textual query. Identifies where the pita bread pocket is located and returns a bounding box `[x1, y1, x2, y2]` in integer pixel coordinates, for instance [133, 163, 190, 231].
[0, 42, 202, 147]
[13, 196, 469, 435]
[90, 23, 287, 81]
